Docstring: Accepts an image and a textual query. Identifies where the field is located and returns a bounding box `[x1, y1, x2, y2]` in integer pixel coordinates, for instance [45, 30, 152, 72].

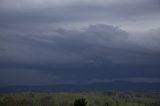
[0, 91, 160, 106]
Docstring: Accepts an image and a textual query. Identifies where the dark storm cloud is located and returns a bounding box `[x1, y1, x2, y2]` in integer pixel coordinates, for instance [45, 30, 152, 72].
[1, 24, 158, 66]
[0, 24, 128, 64]
[0, 0, 160, 85]
[0, 24, 160, 85]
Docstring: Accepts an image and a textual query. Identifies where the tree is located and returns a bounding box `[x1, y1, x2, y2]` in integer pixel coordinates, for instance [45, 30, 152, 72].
[74, 98, 87, 106]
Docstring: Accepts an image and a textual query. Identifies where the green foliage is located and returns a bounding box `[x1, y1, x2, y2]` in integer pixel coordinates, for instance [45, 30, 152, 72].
[2, 96, 17, 106]
[74, 98, 87, 106]
[0, 91, 159, 106]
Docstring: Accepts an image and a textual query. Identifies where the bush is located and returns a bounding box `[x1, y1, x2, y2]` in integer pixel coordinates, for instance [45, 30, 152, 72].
[74, 98, 87, 106]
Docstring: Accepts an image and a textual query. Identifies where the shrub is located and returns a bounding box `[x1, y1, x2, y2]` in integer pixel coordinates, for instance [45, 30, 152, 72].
[74, 98, 87, 106]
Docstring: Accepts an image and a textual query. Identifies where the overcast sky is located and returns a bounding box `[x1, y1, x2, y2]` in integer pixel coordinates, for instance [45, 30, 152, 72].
[0, 0, 160, 86]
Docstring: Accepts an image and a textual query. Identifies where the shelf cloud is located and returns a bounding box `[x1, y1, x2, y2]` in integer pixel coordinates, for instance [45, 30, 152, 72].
[0, 0, 160, 85]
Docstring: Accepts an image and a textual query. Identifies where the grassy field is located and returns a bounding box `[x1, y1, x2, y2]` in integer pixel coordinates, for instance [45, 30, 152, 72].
[0, 91, 160, 106]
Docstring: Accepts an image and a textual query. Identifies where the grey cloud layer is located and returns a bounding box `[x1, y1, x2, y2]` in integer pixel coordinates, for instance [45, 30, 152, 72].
[1, 24, 160, 65]
[0, 0, 160, 31]
[0, 24, 160, 85]
[0, 0, 160, 85]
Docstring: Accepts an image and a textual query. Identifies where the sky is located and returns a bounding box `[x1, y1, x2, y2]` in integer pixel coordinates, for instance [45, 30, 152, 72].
[0, 0, 160, 86]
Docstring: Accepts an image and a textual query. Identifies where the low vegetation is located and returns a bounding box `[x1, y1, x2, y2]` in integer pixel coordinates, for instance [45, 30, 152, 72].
[0, 91, 159, 106]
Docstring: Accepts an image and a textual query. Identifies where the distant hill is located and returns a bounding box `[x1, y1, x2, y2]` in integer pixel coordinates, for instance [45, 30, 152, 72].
[0, 81, 160, 92]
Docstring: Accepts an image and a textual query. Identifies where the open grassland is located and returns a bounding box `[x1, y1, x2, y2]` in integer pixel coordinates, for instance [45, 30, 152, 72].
[0, 91, 160, 106]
